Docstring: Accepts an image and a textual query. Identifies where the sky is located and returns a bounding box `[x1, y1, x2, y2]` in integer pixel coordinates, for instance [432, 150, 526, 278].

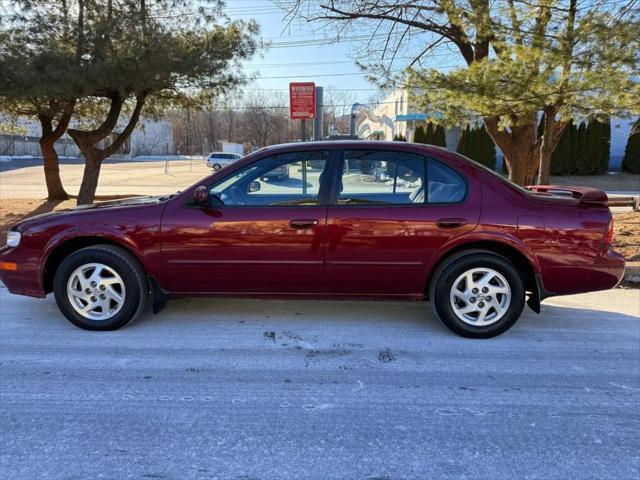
[224, 0, 463, 106]
[226, 0, 384, 102]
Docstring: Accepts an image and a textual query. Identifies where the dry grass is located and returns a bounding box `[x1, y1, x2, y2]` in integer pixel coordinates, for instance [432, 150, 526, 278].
[613, 212, 640, 263]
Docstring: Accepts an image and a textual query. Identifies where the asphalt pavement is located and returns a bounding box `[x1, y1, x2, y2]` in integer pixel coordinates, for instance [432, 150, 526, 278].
[1, 285, 639, 480]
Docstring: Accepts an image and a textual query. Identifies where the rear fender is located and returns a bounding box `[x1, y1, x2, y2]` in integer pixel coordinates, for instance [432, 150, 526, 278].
[426, 231, 542, 277]
[425, 231, 544, 313]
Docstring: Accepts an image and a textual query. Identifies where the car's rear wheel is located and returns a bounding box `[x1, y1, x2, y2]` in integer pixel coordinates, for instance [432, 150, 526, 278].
[212, 163, 222, 170]
[53, 245, 148, 330]
[431, 251, 525, 338]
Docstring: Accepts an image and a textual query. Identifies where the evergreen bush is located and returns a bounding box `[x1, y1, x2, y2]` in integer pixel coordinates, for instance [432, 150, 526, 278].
[622, 118, 640, 174]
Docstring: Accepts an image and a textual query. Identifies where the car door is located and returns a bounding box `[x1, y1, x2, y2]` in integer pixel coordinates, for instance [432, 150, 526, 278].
[161, 149, 331, 294]
[325, 148, 481, 297]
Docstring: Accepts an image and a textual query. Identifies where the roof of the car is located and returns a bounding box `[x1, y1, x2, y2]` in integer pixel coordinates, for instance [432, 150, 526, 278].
[256, 140, 451, 155]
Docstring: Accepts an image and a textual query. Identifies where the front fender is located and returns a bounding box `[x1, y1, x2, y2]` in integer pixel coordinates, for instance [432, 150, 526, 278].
[38, 227, 159, 293]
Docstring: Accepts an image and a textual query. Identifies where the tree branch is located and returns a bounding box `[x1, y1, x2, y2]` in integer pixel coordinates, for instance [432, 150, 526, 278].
[102, 93, 147, 157]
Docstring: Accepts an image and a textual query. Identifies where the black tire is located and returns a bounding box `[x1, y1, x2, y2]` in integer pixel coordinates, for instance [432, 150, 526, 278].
[430, 250, 525, 338]
[53, 244, 148, 331]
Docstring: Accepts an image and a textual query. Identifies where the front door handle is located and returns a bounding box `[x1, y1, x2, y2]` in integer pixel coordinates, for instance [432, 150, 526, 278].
[289, 218, 319, 229]
[437, 218, 467, 229]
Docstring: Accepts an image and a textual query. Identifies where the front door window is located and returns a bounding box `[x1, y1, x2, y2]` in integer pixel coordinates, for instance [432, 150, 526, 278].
[210, 151, 329, 206]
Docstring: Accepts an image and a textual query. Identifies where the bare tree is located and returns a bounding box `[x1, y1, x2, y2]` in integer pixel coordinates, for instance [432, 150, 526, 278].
[323, 86, 358, 136]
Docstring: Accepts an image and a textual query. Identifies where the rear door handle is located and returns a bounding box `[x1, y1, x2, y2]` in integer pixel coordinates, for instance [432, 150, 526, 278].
[437, 218, 467, 229]
[289, 218, 319, 229]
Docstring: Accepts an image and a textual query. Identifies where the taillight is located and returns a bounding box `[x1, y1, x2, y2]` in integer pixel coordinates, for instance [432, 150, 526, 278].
[603, 218, 614, 248]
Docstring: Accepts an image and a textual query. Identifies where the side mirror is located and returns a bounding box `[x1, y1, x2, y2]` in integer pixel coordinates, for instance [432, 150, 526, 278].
[248, 181, 261, 193]
[193, 185, 209, 205]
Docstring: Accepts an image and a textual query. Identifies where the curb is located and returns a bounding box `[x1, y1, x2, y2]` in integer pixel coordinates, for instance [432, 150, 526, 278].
[624, 264, 640, 283]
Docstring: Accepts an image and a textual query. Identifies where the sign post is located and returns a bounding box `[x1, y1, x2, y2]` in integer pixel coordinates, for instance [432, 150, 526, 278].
[290, 82, 316, 141]
[313, 86, 323, 141]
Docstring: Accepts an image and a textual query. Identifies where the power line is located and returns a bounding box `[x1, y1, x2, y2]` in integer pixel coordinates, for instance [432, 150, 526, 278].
[246, 64, 459, 79]
[247, 72, 386, 79]
[241, 87, 384, 91]
[261, 32, 418, 48]
[246, 52, 457, 68]
[247, 58, 406, 68]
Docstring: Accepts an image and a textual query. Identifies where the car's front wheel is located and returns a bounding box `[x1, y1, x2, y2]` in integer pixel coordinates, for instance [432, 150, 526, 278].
[431, 251, 525, 338]
[53, 245, 148, 330]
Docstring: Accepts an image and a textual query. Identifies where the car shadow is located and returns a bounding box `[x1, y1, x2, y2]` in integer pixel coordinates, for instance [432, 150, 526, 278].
[2, 288, 637, 340]
[131, 296, 640, 338]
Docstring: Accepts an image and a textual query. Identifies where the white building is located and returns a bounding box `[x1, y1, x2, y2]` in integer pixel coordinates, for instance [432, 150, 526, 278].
[0, 117, 173, 158]
[356, 88, 460, 150]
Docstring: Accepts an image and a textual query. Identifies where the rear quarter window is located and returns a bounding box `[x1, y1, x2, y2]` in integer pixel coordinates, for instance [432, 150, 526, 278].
[427, 159, 467, 204]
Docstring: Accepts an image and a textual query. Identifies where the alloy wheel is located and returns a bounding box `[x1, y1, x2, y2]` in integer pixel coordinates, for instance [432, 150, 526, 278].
[449, 267, 511, 326]
[66, 263, 126, 321]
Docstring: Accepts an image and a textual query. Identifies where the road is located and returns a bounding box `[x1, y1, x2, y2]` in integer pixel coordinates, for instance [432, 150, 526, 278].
[1, 286, 639, 480]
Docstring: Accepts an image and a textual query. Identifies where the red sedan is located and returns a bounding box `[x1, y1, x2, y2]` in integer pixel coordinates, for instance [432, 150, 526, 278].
[0, 141, 625, 337]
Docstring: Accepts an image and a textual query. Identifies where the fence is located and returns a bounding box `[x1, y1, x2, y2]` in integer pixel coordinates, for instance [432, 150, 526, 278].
[608, 195, 640, 211]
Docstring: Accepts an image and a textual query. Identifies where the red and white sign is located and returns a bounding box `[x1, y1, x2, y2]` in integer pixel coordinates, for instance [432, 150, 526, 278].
[289, 82, 316, 120]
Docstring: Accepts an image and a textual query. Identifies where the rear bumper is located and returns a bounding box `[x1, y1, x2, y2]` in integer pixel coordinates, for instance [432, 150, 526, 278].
[583, 249, 626, 292]
[539, 249, 626, 297]
[0, 246, 45, 298]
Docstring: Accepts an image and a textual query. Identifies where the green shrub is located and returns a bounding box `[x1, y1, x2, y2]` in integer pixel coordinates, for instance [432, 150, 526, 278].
[622, 118, 640, 174]
[457, 123, 496, 169]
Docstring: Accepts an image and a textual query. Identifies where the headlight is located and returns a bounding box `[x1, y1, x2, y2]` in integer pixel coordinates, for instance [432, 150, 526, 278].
[6, 231, 21, 248]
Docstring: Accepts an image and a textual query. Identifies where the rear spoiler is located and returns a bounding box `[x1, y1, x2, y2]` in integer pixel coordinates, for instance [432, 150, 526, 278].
[525, 185, 608, 206]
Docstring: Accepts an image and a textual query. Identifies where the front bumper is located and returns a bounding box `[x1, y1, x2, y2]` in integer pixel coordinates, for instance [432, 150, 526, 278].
[0, 246, 45, 298]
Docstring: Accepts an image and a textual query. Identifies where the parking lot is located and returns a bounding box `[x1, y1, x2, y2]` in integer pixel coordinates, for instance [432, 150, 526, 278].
[1, 285, 638, 479]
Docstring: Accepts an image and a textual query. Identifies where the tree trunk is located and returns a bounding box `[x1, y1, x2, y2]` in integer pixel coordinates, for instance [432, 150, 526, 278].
[538, 136, 553, 185]
[40, 140, 69, 201]
[538, 112, 566, 185]
[70, 132, 105, 205]
[37, 108, 74, 201]
[504, 147, 538, 185]
[483, 117, 539, 185]
[69, 127, 106, 205]
[76, 153, 103, 205]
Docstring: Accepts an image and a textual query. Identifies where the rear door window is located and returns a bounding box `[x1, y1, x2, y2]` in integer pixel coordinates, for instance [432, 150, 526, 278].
[337, 150, 426, 205]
